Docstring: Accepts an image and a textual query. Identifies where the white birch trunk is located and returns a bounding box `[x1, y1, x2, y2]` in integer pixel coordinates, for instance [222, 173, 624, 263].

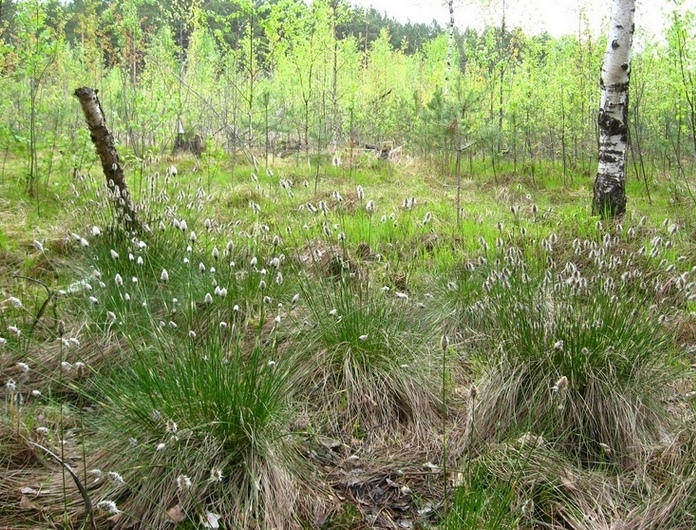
[444, 0, 455, 96]
[593, 0, 636, 218]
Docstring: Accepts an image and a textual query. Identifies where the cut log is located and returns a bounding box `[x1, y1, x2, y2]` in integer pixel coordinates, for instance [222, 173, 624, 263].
[74, 87, 140, 231]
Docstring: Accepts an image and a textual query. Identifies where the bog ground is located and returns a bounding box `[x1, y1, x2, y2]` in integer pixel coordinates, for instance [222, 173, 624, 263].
[1, 150, 696, 529]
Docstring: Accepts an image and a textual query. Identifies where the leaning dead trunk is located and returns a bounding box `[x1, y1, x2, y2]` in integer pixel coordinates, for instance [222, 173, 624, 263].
[74, 87, 140, 231]
[592, 0, 636, 218]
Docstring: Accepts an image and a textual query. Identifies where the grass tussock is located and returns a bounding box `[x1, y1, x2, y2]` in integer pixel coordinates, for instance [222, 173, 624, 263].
[444, 232, 682, 466]
[288, 276, 444, 439]
[66, 330, 307, 529]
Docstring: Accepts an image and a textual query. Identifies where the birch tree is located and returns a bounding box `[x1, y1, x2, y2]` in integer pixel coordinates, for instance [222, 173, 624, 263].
[444, 0, 455, 96]
[592, 0, 636, 218]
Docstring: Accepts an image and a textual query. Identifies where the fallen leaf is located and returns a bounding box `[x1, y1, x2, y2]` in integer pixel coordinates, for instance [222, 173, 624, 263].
[19, 495, 41, 511]
[166, 504, 186, 522]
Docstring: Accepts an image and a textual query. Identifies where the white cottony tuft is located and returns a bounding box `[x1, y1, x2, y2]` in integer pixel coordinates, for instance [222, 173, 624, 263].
[177, 475, 192, 490]
[203, 511, 221, 529]
[110, 249, 119, 260]
[209, 467, 223, 482]
[160, 269, 169, 282]
[358, 334, 368, 341]
[97, 500, 120, 515]
[33, 240, 44, 251]
[7, 296, 23, 309]
[108, 471, 125, 485]
[204, 293, 213, 305]
[552, 376, 569, 394]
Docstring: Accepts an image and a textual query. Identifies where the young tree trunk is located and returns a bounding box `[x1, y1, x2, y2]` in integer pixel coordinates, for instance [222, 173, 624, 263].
[592, 0, 635, 218]
[444, 0, 455, 96]
[74, 87, 140, 231]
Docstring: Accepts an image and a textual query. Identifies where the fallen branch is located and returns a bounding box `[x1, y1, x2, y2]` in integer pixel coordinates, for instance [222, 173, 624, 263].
[11, 273, 56, 335]
[29, 441, 97, 530]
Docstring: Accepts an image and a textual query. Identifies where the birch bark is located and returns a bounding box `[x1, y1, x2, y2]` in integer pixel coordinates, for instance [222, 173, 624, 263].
[74, 87, 140, 231]
[592, 0, 636, 218]
[444, 0, 455, 96]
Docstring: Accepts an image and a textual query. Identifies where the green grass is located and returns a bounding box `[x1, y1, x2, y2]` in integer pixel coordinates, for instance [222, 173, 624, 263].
[81, 331, 300, 528]
[2, 150, 696, 529]
[288, 273, 443, 437]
